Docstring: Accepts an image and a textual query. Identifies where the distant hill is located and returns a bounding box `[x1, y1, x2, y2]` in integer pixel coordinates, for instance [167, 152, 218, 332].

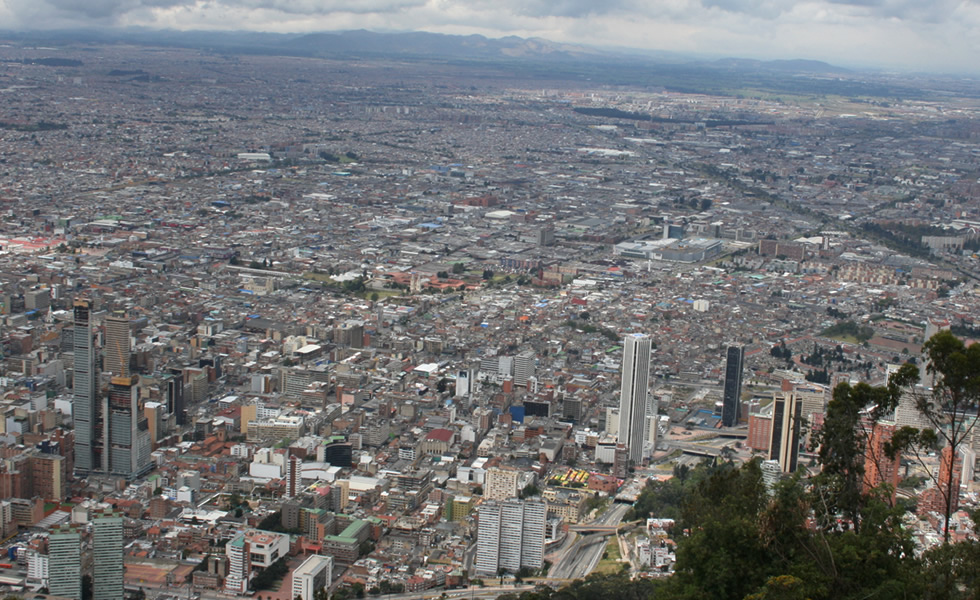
[281, 30, 610, 61]
[713, 57, 851, 74]
[0, 27, 852, 72]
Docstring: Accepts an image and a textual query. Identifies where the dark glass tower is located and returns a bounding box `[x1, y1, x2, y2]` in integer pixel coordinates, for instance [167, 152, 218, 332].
[721, 345, 744, 427]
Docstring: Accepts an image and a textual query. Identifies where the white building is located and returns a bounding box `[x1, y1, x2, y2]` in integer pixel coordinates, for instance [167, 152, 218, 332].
[225, 530, 290, 594]
[475, 498, 546, 575]
[618, 334, 652, 464]
[291, 554, 333, 600]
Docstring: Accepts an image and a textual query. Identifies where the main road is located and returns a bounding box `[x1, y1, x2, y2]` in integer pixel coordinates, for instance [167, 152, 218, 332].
[548, 503, 630, 582]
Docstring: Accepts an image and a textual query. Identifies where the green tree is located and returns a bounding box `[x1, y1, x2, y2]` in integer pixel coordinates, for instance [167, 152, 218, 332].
[888, 331, 980, 543]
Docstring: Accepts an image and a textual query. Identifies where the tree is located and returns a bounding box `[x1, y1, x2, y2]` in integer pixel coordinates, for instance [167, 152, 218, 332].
[452, 262, 465, 274]
[888, 330, 980, 543]
[811, 380, 902, 531]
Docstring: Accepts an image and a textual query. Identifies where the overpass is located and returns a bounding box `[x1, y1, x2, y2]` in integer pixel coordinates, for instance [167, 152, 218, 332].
[568, 519, 643, 534]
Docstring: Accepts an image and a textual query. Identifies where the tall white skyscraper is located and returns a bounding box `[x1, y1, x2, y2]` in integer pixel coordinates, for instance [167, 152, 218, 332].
[618, 333, 652, 464]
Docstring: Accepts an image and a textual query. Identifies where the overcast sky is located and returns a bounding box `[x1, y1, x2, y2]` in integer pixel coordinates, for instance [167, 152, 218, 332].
[1, 0, 978, 74]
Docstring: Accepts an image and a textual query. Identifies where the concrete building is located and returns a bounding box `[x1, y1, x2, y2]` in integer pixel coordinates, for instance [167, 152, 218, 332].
[225, 530, 290, 594]
[92, 511, 124, 600]
[104, 313, 131, 377]
[107, 375, 152, 479]
[618, 333, 652, 464]
[48, 524, 82, 599]
[291, 554, 333, 600]
[769, 392, 803, 473]
[484, 467, 520, 501]
[73, 299, 101, 475]
[475, 498, 546, 575]
[721, 345, 744, 427]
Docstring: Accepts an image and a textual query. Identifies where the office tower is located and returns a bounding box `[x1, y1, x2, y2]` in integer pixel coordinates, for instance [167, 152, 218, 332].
[73, 299, 102, 476]
[292, 555, 333, 600]
[475, 498, 546, 575]
[108, 375, 152, 479]
[104, 314, 130, 377]
[769, 392, 803, 473]
[484, 467, 520, 501]
[514, 350, 536, 387]
[47, 524, 82, 599]
[166, 372, 186, 426]
[92, 511, 124, 600]
[618, 333, 652, 464]
[722, 345, 745, 427]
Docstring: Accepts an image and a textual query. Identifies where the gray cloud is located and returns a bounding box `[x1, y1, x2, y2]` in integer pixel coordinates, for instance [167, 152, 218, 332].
[0, 0, 978, 73]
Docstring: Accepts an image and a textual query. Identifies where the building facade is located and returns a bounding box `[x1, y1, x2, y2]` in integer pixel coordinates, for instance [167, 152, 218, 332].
[92, 511, 124, 600]
[618, 333, 652, 464]
[475, 498, 546, 575]
[722, 345, 744, 427]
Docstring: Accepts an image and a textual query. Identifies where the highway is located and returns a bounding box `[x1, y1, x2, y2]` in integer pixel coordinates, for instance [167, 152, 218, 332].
[547, 503, 630, 582]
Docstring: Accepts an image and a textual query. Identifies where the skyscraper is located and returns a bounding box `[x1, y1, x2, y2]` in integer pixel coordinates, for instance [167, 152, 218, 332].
[769, 392, 803, 473]
[47, 524, 81, 599]
[92, 511, 124, 600]
[618, 333, 652, 464]
[475, 498, 546, 575]
[103, 313, 131, 377]
[513, 350, 536, 388]
[107, 375, 152, 479]
[72, 299, 101, 476]
[722, 345, 744, 427]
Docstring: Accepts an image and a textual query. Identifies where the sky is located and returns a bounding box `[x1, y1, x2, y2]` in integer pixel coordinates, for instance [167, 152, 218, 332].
[1, 0, 979, 74]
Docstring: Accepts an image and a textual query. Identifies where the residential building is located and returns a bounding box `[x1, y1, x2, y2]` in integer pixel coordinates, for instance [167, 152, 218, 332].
[484, 467, 520, 501]
[475, 498, 546, 575]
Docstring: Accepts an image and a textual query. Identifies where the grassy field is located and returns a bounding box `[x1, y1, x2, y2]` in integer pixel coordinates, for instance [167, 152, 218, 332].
[593, 536, 625, 575]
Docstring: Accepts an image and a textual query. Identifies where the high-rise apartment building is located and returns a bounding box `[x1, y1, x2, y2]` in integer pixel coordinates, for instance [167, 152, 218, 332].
[92, 511, 124, 600]
[618, 333, 652, 464]
[285, 454, 302, 499]
[475, 498, 546, 575]
[484, 467, 520, 501]
[72, 299, 102, 476]
[863, 421, 901, 503]
[47, 524, 82, 599]
[722, 345, 744, 427]
[769, 392, 803, 473]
